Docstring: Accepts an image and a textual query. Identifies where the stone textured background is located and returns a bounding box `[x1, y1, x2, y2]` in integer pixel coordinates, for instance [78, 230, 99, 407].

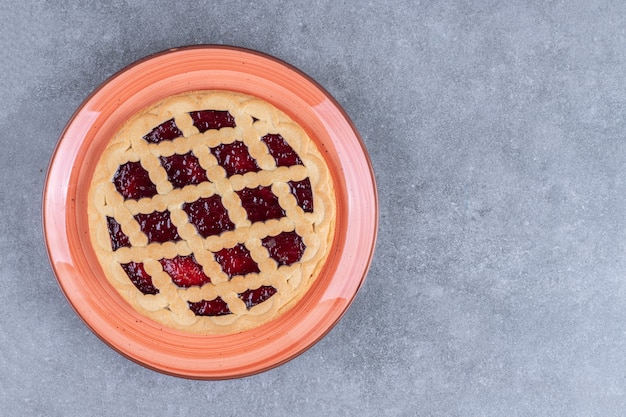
[3, 1, 626, 415]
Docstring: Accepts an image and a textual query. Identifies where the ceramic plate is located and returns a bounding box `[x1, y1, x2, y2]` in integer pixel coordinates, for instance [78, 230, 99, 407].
[43, 45, 377, 379]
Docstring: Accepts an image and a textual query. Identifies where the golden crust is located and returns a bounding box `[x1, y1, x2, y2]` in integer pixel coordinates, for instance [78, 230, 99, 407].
[88, 90, 335, 334]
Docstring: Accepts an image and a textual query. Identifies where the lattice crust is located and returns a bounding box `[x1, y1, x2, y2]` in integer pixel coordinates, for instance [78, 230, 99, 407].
[87, 90, 335, 334]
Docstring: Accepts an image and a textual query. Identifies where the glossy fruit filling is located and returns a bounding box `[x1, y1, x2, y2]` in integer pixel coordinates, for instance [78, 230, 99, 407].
[107, 108, 317, 319]
[189, 110, 236, 133]
[211, 141, 260, 177]
[238, 285, 278, 309]
[236, 185, 285, 223]
[142, 119, 183, 143]
[288, 178, 314, 213]
[107, 216, 131, 250]
[182, 195, 235, 238]
[160, 152, 209, 189]
[261, 133, 303, 167]
[160, 255, 211, 288]
[262, 231, 306, 266]
[113, 161, 158, 200]
[134, 210, 181, 243]
[188, 297, 231, 316]
[121, 262, 159, 295]
[213, 243, 260, 278]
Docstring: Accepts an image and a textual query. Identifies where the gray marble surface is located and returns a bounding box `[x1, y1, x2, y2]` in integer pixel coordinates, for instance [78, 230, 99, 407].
[3, 0, 626, 415]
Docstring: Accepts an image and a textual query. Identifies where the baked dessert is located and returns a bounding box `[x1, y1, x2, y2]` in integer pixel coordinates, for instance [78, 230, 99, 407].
[87, 90, 335, 334]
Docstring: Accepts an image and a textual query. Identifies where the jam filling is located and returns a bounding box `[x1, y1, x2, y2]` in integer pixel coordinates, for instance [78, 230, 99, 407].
[182, 195, 235, 238]
[159, 254, 211, 288]
[142, 119, 183, 143]
[188, 297, 231, 316]
[288, 178, 314, 213]
[262, 231, 306, 266]
[107, 110, 319, 316]
[107, 216, 131, 250]
[121, 262, 159, 295]
[238, 285, 277, 309]
[113, 161, 158, 200]
[261, 133, 303, 167]
[134, 210, 181, 243]
[189, 110, 236, 133]
[160, 152, 209, 189]
[213, 243, 260, 278]
[236, 185, 285, 223]
[210, 141, 260, 177]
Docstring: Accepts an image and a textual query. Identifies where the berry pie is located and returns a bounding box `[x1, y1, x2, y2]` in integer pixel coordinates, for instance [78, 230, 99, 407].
[87, 90, 335, 334]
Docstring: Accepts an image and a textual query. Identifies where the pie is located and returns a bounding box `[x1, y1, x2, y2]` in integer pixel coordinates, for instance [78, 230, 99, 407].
[87, 90, 335, 335]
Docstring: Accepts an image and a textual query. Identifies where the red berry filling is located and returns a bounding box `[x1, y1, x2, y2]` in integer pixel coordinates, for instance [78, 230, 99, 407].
[107, 216, 131, 250]
[134, 210, 181, 243]
[113, 161, 158, 200]
[288, 178, 313, 213]
[188, 297, 232, 316]
[160, 254, 211, 288]
[238, 285, 277, 309]
[159, 152, 209, 189]
[142, 119, 183, 143]
[236, 186, 285, 223]
[210, 141, 260, 177]
[261, 134, 303, 167]
[182, 196, 235, 238]
[108, 106, 318, 321]
[262, 231, 306, 266]
[213, 243, 260, 278]
[189, 110, 236, 133]
[121, 261, 159, 295]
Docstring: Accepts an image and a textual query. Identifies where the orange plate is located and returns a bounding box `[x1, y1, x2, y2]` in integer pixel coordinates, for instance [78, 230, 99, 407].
[43, 45, 378, 379]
